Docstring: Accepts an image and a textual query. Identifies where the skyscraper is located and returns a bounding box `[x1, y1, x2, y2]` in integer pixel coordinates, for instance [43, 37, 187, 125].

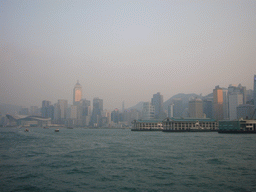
[91, 97, 103, 127]
[246, 89, 253, 103]
[188, 98, 203, 118]
[229, 93, 243, 120]
[80, 99, 91, 117]
[151, 92, 164, 119]
[58, 99, 68, 119]
[70, 105, 78, 119]
[203, 99, 213, 118]
[222, 88, 229, 120]
[80, 99, 91, 126]
[168, 104, 174, 118]
[73, 81, 82, 105]
[228, 84, 247, 120]
[172, 98, 183, 118]
[239, 84, 247, 104]
[213, 86, 223, 120]
[42, 100, 51, 118]
[111, 108, 120, 123]
[228, 84, 246, 104]
[142, 102, 155, 120]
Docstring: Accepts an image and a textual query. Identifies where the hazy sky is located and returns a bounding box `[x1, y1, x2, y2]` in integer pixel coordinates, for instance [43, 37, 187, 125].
[1, 0, 256, 110]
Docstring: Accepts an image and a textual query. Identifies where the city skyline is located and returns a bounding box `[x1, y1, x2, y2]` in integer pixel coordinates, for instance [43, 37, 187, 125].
[1, 79, 254, 112]
[1, 1, 256, 110]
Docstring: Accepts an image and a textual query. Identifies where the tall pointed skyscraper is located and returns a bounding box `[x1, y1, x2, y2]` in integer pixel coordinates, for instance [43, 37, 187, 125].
[73, 80, 82, 105]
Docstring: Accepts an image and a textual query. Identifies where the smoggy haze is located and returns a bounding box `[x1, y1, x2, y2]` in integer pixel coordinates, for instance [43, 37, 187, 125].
[1, 0, 256, 110]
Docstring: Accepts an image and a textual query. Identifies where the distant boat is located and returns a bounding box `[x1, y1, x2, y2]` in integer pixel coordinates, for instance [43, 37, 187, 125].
[55, 129, 59, 132]
[25, 128, 29, 132]
[43, 126, 49, 129]
[67, 127, 73, 129]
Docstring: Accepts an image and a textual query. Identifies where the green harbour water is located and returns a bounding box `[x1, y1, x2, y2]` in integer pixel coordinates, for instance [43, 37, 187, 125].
[0, 127, 256, 191]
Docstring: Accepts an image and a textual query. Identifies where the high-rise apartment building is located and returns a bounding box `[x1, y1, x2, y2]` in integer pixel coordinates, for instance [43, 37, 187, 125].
[142, 102, 155, 120]
[229, 93, 243, 120]
[73, 81, 82, 105]
[78, 99, 91, 126]
[91, 97, 103, 127]
[57, 99, 68, 119]
[188, 98, 203, 118]
[246, 89, 253, 104]
[111, 108, 120, 123]
[173, 98, 183, 118]
[213, 86, 223, 120]
[239, 84, 247, 104]
[222, 88, 229, 120]
[228, 84, 246, 104]
[103, 109, 111, 125]
[130, 109, 141, 122]
[168, 104, 174, 118]
[228, 84, 247, 120]
[203, 99, 212, 118]
[151, 92, 164, 119]
[70, 105, 78, 119]
[42, 100, 51, 108]
[42, 100, 52, 118]
[122, 110, 130, 123]
[80, 99, 91, 117]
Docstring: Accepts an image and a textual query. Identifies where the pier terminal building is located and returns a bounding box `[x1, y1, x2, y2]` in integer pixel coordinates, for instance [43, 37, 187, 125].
[162, 118, 217, 132]
[132, 118, 217, 132]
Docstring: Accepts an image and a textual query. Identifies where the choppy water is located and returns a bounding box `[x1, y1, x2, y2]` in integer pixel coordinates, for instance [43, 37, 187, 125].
[0, 127, 256, 192]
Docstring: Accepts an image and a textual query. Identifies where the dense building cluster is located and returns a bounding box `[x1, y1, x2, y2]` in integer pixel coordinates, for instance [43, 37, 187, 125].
[38, 81, 141, 128]
[1, 76, 256, 128]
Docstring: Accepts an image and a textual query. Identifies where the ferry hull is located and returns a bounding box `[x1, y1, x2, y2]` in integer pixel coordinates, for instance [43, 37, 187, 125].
[163, 129, 216, 132]
[131, 129, 162, 131]
[218, 130, 256, 134]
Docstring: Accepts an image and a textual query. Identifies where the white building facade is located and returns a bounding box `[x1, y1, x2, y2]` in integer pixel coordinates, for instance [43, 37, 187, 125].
[142, 102, 155, 120]
[229, 93, 243, 120]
